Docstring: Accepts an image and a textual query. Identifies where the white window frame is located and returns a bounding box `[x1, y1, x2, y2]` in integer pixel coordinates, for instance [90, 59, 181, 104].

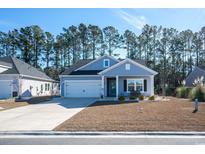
[127, 78, 144, 93]
[103, 59, 110, 68]
[125, 63, 130, 70]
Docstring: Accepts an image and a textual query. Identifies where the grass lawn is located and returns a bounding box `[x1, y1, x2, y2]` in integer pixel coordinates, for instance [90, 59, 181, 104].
[0, 96, 53, 111]
[54, 97, 205, 131]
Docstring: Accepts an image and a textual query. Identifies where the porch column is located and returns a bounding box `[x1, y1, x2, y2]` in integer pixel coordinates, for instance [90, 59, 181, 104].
[150, 75, 154, 96]
[116, 76, 119, 99]
[101, 76, 104, 97]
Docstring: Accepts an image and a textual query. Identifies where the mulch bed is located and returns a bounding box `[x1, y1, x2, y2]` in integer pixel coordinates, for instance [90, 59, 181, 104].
[54, 97, 205, 131]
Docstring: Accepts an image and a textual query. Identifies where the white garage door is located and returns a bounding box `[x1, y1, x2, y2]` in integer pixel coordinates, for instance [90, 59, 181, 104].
[64, 80, 101, 98]
[0, 80, 12, 99]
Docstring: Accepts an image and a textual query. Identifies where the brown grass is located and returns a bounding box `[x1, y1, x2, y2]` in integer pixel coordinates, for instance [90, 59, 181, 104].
[0, 96, 52, 111]
[54, 97, 205, 131]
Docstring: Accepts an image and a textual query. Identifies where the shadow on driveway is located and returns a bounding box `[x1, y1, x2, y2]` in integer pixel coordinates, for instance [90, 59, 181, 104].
[39, 97, 97, 109]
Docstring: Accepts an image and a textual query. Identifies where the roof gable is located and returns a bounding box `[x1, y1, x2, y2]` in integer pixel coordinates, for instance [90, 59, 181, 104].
[0, 56, 53, 81]
[99, 58, 158, 76]
[76, 55, 119, 71]
[185, 66, 205, 86]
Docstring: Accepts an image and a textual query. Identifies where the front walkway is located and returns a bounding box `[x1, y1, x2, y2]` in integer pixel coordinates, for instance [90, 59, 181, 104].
[0, 98, 96, 131]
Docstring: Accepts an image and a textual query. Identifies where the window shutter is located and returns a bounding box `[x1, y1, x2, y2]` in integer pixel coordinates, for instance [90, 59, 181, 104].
[124, 80, 127, 92]
[144, 79, 147, 92]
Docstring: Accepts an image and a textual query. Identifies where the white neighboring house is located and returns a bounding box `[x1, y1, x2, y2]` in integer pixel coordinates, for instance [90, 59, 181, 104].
[60, 55, 158, 98]
[0, 56, 59, 99]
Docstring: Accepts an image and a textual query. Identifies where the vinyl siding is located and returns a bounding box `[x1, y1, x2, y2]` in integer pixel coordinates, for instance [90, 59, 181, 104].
[101, 61, 154, 76]
[80, 57, 118, 71]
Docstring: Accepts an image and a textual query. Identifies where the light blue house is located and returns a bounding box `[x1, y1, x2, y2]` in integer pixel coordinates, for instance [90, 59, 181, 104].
[60, 55, 158, 98]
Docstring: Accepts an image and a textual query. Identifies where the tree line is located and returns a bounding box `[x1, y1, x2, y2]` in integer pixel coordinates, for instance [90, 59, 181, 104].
[1, 23, 205, 95]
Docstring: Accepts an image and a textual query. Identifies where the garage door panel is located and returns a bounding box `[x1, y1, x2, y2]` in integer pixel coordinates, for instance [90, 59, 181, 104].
[0, 80, 12, 99]
[64, 80, 101, 98]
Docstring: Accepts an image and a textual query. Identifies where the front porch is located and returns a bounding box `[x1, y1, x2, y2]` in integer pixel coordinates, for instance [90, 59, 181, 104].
[101, 75, 154, 99]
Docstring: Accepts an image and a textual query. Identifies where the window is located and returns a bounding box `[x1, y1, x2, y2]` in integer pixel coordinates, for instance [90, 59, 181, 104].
[41, 84, 43, 92]
[103, 59, 110, 68]
[125, 63, 130, 70]
[48, 84, 50, 91]
[45, 83, 47, 91]
[127, 79, 143, 92]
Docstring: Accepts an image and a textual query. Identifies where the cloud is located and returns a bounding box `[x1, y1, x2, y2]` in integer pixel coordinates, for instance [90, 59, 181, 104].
[114, 9, 147, 30]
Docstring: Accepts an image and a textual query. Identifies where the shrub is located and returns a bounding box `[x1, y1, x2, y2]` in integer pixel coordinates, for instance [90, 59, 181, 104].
[118, 95, 125, 102]
[130, 90, 140, 97]
[189, 85, 205, 102]
[176, 87, 187, 98]
[129, 95, 136, 100]
[149, 95, 155, 100]
[138, 95, 144, 100]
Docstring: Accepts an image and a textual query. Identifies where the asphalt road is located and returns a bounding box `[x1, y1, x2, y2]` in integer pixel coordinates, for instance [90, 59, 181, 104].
[1, 135, 205, 145]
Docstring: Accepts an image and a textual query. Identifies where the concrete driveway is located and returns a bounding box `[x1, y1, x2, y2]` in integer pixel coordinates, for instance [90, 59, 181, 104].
[0, 98, 96, 131]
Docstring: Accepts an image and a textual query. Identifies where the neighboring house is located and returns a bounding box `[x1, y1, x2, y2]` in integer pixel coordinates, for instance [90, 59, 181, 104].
[60, 55, 158, 98]
[185, 66, 205, 87]
[0, 56, 59, 99]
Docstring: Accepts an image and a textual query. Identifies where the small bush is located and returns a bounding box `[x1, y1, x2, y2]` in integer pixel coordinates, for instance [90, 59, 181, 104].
[176, 87, 187, 98]
[149, 95, 155, 100]
[189, 85, 205, 102]
[129, 95, 136, 100]
[130, 90, 141, 97]
[139, 95, 144, 100]
[118, 95, 125, 102]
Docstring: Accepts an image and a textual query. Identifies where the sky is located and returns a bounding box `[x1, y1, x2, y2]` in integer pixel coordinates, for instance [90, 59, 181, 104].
[1, 8, 205, 57]
[1, 8, 205, 35]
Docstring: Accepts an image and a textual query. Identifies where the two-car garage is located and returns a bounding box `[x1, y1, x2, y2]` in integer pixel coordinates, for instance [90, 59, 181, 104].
[64, 80, 101, 98]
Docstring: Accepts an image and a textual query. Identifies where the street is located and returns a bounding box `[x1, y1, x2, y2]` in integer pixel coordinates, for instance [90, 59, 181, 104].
[0, 135, 205, 145]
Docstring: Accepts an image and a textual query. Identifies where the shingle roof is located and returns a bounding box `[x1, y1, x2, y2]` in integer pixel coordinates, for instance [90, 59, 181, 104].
[0, 56, 54, 81]
[61, 58, 147, 75]
[61, 59, 93, 75]
[0, 60, 12, 68]
[197, 65, 205, 70]
[70, 70, 101, 75]
[185, 66, 205, 87]
[119, 59, 146, 66]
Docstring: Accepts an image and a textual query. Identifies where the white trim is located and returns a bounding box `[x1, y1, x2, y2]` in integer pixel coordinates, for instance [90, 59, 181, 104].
[98, 58, 158, 75]
[103, 59, 110, 68]
[127, 78, 144, 93]
[116, 76, 119, 98]
[0, 64, 12, 69]
[125, 63, 130, 70]
[19, 74, 54, 82]
[75, 55, 119, 71]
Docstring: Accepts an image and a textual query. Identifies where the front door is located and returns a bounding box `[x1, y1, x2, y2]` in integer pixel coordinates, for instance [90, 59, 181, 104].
[107, 78, 116, 97]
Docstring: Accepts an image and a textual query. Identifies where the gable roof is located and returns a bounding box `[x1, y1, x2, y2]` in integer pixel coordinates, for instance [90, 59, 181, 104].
[0, 56, 54, 81]
[60, 59, 93, 75]
[185, 66, 205, 86]
[75, 55, 120, 71]
[197, 65, 205, 71]
[98, 58, 158, 75]
[60, 56, 150, 76]
[0, 60, 12, 68]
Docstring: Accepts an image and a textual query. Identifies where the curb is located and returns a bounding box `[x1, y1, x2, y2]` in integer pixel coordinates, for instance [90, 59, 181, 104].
[0, 131, 205, 136]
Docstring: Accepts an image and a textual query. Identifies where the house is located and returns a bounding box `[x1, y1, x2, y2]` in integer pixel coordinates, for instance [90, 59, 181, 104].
[0, 56, 59, 99]
[185, 66, 205, 87]
[60, 55, 158, 98]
